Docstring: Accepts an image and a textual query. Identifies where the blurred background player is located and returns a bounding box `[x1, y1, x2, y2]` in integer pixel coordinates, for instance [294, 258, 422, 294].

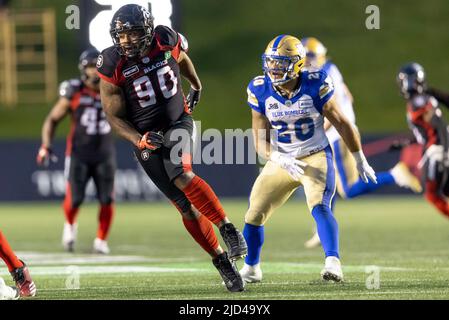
[97, 4, 247, 292]
[37, 48, 116, 254]
[301, 37, 422, 248]
[0, 230, 36, 299]
[397, 62, 449, 220]
[240, 35, 377, 283]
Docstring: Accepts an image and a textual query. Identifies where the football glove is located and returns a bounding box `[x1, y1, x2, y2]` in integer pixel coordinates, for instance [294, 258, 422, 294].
[137, 131, 164, 151]
[352, 150, 377, 184]
[186, 87, 201, 113]
[36, 145, 58, 167]
[270, 151, 307, 181]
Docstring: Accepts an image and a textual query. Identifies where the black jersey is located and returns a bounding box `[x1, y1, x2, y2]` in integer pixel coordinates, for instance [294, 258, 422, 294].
[97, 25, 189, 134]
[406, 94, 449, 151]
[59, 79, 115, 162]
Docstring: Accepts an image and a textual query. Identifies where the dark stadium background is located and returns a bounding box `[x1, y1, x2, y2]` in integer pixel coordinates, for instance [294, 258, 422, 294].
[1, 0, 449, 200]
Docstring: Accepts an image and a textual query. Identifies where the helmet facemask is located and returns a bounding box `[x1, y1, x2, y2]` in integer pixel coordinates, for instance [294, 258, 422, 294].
[397, 68, 426, 99]
[262, 54, 301, 85]
[111, 26, 154, 59]
[78, 48, 100, 87]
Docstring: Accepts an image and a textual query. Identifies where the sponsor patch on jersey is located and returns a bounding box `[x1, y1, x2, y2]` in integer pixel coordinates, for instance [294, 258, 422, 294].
[268, 102, 279, 110]
[123, 65, 140, 78]
[164, 51, 172, 60]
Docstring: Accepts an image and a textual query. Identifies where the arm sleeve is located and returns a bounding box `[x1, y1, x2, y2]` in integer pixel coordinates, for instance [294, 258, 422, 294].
[58, 80, 79, 100]
[154, 25, 187, 60]
[247, 79, 266, 115]
[314, 71, 335, 112]
[427, 87, 449, 108]
[96, 47, 124, 86]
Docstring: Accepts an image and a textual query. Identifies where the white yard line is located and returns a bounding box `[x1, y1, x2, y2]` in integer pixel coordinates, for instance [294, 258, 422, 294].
[0, 265, 201, 276]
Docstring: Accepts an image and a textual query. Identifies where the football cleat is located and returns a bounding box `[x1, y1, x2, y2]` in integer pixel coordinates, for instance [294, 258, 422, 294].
[219, 223, 248, 261]
[93, 238, 110, 254]
[390, 161, 423, 193]
[62, 222, 77, 252]
[0, 277, 20, 300]
[240, 263, 263, 283]
[212, 252, 245, 292]
[320, 256, 343, 282]
[304, 230, 321, 249]
[10, 261, 36, 297]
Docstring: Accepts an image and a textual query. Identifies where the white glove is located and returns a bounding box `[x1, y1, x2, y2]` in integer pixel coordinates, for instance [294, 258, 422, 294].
[270, 151, 307, 181]
[352, 150, 377, 184]
[417, 144, 444, 169]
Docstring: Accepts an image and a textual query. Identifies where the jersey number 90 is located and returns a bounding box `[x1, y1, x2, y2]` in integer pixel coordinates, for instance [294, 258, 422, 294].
[133, 65, 178, 108]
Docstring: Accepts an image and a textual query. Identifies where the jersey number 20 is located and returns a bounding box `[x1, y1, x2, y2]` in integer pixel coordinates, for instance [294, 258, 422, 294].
[133, 65, 178, 108]
[272, 118, 314, 143]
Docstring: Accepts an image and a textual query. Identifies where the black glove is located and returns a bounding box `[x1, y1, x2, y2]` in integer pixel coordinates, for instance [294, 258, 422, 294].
[137, 131, 164, 151]
[36, 145, 58, 167]
[186, 87, 201, 113]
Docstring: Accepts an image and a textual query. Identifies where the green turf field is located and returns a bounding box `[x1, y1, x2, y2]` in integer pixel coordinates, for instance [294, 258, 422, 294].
[1, 197, 449, 300]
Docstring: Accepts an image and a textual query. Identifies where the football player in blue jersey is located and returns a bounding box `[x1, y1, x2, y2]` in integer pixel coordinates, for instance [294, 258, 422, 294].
[240, 35, 377, 283]
[301, 37, 422, 248]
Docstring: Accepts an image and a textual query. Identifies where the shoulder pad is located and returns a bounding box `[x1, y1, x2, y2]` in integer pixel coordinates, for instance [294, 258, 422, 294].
[248, 76, 267, 96]
[96, 46, 122, 78]
[178, 32, 189, 51]
[59, 79, 81, 99]
[154, 25, 179, 49]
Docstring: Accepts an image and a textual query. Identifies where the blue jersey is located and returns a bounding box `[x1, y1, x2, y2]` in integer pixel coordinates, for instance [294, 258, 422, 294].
[247, 70, 334, 157]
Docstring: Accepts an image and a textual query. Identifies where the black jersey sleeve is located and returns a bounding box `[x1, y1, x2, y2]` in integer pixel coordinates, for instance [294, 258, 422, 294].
[154, 25, 188, 60]
[59, 79, 82, 100]
[427, 87, 449, 109]
[154, 25, 179, 48]
[96, 46, 125, 86]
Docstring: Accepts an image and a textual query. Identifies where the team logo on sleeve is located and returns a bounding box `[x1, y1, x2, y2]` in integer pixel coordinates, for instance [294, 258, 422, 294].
[319, 76, 334, 99]
[96, 54, 103, 68]
[141, 150, 150, 161]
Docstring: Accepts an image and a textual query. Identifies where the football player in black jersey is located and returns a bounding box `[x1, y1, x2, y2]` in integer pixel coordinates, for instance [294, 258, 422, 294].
[97, 4, 246, 292]
[398, 63, 449, 220]
[37, 48, 116, 254]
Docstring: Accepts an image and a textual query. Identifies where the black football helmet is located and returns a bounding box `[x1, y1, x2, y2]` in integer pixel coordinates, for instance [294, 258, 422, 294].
[397, 62, 427, 99]
[78, 47, 100, 83]
[109, 4, 155, 59]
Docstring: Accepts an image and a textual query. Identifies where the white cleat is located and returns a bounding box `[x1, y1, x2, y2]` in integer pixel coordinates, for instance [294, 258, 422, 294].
[0, 277, 19, 300]
[239, 263, 263, 283]
[62, 222, 77, 252]
[93, 238, 110, 254]
[321, 256, 343, 282]
[390, 161, 423, 193]
[304, 231, 321, 249]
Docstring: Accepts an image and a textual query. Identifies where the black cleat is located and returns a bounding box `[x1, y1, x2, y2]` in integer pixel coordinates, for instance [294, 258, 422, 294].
[219, 223, 247, 261]
[212, 252, 245, 292]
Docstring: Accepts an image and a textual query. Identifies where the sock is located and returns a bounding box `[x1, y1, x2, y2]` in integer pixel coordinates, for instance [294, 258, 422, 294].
[97, 204, 114, 240]
[182, 176, 226, 225]
[0, 230, 24, 272]
[311, 205, 339, 258]
[425, 181, 449, 218]
[63, 183, 79, 225]
[345, 172, 395, 198]
[243, 223, 264, 266]
[182, 214, 219, 255]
